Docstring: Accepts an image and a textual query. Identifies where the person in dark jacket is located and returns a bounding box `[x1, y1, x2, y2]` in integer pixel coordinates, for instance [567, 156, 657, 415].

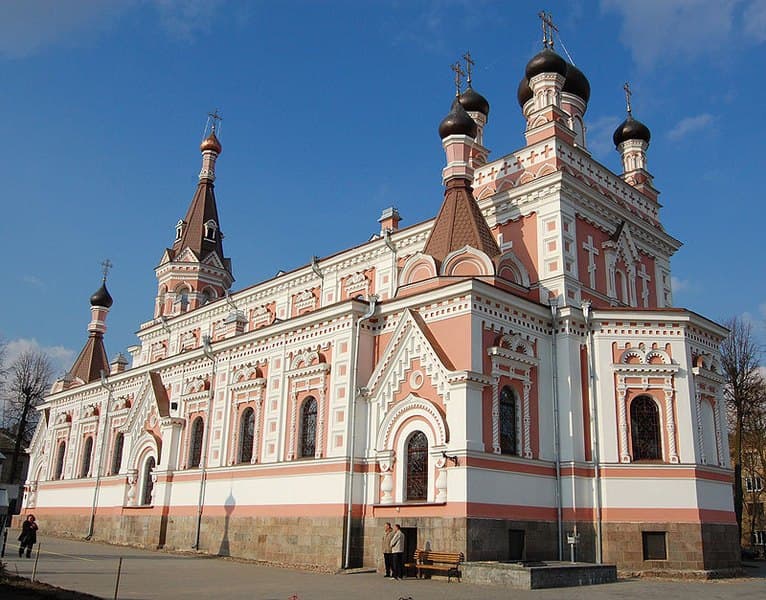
[18, 514, 38, 558]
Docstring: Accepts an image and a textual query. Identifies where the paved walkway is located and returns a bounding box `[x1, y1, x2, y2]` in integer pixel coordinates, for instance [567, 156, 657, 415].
[2, 530, 766, 600]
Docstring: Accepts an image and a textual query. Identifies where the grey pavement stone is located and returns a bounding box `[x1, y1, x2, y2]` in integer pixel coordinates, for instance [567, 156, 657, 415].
[2, 530, 766, 600]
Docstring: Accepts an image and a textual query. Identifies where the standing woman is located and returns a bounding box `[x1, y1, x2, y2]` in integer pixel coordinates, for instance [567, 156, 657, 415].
[390, 523, 406, 580]
[18, 514, 38, 558]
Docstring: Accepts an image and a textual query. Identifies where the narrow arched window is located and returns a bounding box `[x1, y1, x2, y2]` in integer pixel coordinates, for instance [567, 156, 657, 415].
[141, 456, 156, 506]
[239, 407, 255, 464]
[630, 396, 662, 461]
[54, 440, 66, 480]
[110, 432, 124, 475]
[406, 431, 428, 501]
[499, 386, 517, 455]
[189, 416, 205, 468]
[80, 436, 94, 478]
[299, 396, 317, 458]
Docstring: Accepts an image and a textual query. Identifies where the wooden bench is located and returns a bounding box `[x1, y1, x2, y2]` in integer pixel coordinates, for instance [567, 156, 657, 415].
[409, 549, 464, 582]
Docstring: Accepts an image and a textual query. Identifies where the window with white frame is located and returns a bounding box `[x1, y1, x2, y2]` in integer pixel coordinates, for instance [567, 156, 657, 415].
[746, 476, 764, 492]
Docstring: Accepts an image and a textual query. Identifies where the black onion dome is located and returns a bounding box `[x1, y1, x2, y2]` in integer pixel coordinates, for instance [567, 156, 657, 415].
[438, 97, 478, 139]
[459, 86, 490, 116]
[90, 281, 113, 308]
[562, 63, 590, 103]
[612, 115, 651, 147]
[525, 48, 567, 80]
[517, 77, 533, 107]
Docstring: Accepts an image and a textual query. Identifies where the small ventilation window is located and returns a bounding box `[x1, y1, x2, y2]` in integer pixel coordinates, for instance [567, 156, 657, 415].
[642, 531, 667, 560]
[204, 220, 218, 241]
[175, 219, 185, 240]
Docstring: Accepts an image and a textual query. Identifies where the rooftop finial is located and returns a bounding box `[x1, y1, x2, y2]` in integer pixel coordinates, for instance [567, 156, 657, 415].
[462, 51, 474, 85]
[450, 61, 465, 97]
[624, 81, 633, 116]
[538, 11, 558, 49]
[100, 258, 113, 282]
[207, 108, 223, 134]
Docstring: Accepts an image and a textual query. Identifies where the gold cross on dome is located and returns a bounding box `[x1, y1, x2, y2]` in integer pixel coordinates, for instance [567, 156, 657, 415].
[450, 61, 465, 96]
[207, 109, 223, 133]
[462, 51, 475, 84]
[101, 258, 113, 281]
[538, 11, 558, 49]
[623, 82, 633, 115]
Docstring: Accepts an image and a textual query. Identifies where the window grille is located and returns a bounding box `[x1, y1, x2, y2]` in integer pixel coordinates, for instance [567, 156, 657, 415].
[300, 397, 317, 458]
[80, 436, 94, 478]
[630, 396, 662, 461]
[406, 431, 428, 501]
[111, 432, 124, 475]
[141, 456, 156, 506]
[189, 417, 204, 468]
[54, 441, 66, 480]
[239, 407, 255, 463]
[499, 386, 517, 455]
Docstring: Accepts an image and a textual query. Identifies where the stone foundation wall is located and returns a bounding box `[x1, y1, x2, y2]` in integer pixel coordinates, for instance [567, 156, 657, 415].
[602, 521, 740, 574]
[360, 517, 560, 570]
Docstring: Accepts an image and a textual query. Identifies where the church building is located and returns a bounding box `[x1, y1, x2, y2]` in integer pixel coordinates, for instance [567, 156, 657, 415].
[22, 32, 739, 575]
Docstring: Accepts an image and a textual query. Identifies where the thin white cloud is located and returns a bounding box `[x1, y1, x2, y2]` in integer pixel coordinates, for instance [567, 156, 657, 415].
[601, 0, 741, 70]
[744, 0, 766, 42]
[667, 113, 714, 141]
[0, 0, 226, 60]
[671, 276, 692, 294]
[21, 275, 46, 290]
[3, 338, 75, 379]
[586, 114, 622, 159]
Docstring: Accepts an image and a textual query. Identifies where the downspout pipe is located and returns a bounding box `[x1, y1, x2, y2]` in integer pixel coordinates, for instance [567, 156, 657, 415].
[550, 299, 563, 561]
[343, 294, 378, 569]
[87, 369, 113, 539]
[582, 301, 603, 563]
[193, 336, 216, 551]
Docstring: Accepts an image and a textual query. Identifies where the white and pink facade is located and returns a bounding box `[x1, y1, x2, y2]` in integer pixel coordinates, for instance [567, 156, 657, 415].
[22, 45, 738, 574]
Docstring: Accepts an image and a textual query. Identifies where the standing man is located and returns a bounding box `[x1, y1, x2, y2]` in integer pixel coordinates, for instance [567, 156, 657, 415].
[382, 522, 394, 577]
[390, 523, 406, 580]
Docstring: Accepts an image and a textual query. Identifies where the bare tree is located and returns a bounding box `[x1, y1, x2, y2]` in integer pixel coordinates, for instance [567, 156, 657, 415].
[741, 387, 766, 548]
[722, 316, 764, 541]
[3, 349, 53, 484]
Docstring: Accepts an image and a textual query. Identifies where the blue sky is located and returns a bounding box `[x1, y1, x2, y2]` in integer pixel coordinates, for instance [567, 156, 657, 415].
[2, 0, 765, 376]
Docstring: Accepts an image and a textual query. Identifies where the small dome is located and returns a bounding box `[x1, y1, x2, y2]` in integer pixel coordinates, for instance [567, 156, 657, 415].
[200, 131, 222, 154]
[90, 281, 113, 308]
[517, 77, 533, 107]
[459, 86, 490, 116]
[562, 63, 590, 103]
[438, 97, 478, 139]
[613, 115, 651, 147]
[525, 48, 567, 80]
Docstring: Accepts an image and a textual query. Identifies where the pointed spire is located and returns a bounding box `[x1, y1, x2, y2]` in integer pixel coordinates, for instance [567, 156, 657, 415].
[172, 114, 229, 265]
[68, 270, 112, 385]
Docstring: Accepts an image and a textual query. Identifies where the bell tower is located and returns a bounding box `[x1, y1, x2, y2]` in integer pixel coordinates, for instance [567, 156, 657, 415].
[154, 113, 234, 318]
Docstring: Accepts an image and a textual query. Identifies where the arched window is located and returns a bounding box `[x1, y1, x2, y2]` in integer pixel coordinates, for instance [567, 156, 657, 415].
[141, 456, 156, 506]
[204, 220, 218, 241]
[499, 386, 517, 455]
[299, 396, 317, 458]
[80, 436, 94, 478]
[238, 407, 255, 464]
[630, 396, 662, 461]
[189, 416, 205, 468]
[406, 431, 428, 501]
[110, 432, 124, 475]
[54, 441, 66, 480]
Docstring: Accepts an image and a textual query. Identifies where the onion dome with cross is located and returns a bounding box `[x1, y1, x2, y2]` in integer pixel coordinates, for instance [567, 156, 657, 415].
[613, 82, 651, 147]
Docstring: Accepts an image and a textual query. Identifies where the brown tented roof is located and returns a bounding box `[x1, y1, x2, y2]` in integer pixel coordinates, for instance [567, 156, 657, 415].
[423, 177, 500, 263]
[69, 333, 109, 384]
[171, 180, 228, 267]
